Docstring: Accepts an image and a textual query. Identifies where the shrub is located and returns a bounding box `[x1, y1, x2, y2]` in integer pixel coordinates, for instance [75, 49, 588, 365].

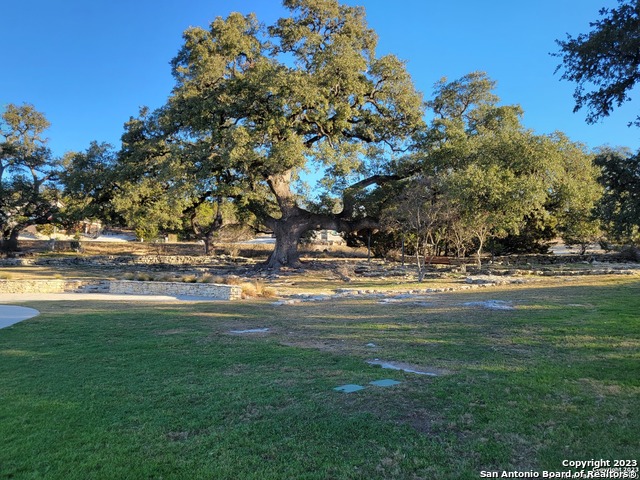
[155, 273, 175, 282]
[618, 245, 640, 262]
[239, 280, 277, 298]
[135, 272, 152, 281]
[198, 274, 226, 284]
[225, 276, 242, 285]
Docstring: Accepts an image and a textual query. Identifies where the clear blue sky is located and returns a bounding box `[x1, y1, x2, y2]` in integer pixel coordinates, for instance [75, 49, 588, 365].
[2, 0, 638, 159]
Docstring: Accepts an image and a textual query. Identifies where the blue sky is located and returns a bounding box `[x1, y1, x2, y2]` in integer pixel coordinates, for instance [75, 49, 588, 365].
[2, 0, 638, 159]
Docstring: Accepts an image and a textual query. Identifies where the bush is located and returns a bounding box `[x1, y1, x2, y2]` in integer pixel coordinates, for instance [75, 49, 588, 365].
[239, 280, 277, 299]
[198, 274, 225, 284]
[618, 245, 640, 262]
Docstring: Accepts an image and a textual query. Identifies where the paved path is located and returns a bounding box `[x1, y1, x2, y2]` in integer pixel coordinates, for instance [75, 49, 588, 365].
[0, 305, 40, 329]
[0, 293, 220, 330]
[0, 292, 221, 304]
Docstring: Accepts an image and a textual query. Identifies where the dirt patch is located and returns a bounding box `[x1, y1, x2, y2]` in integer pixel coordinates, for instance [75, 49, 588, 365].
[166, 431, 191, 442]
[402, 407, 438, 435]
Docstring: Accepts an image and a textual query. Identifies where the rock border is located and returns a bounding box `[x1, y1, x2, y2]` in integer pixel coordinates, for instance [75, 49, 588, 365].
[0, 279, 241, 301]
[109, 280, 241, 300]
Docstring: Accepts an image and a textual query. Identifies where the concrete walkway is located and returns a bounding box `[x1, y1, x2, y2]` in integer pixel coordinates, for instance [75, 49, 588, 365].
[0, 305, 40, 329]
[0, 292, 221, 304]
[0, 293, 221, 330]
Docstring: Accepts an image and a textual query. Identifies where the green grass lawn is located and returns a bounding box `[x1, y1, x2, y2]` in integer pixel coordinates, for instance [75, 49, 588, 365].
[1, 277, 638, 479]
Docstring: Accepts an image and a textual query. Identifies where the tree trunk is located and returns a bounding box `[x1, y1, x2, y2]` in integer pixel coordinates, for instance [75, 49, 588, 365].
[0, 229, 20, 253]
[262, 171, 385, 270]
[203, 231, 215, 255]
[264, 172, 308, 269]
[475, 233, 485, 267]
[266, 220, 306, 269]
[415, 241, 424, 282]
[191, 197, 224, 256]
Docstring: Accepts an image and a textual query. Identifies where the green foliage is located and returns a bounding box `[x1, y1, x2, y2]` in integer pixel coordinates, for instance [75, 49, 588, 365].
[554, 1, 639, 248]
[35, 224, 56, 238]
[550, 135, 603, 253]
[0, 103, 60, 250]
[60, 141, 122, 227]
[112, 109, 190, 237]
[106, 107, 256, 248]
[595, 147, 640, 243]
[385, 73, 604, 261]
[423, 74, 543, 260]
[554, 0, 640, 126]
[162, 0, 425, 266]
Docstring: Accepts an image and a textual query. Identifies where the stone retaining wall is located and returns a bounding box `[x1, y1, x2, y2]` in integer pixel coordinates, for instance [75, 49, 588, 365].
[0, 254, 258, 268]
[0, 279, 107, 293]
[492, 253, 634, 264]
[0, 255, 220, 267]
[3, 252, 637, 268]
[109, 280, 242, 300]
[11, 240, 272, 258]
[0, 279, 240, 300]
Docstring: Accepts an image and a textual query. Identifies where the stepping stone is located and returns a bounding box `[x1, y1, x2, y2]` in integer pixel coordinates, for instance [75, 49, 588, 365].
[370, 379, 401, 387]
[333, 384, 365, 393]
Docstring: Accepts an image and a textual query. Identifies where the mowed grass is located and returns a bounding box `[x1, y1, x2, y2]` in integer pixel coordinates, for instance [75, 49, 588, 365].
[0, 277, 638, 479]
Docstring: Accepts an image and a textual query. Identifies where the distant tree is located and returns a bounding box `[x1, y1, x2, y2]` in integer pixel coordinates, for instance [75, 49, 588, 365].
[60, 141, 123, 229]
[186, 197, 258, 252]
[594, 147, 640, 243]
[381, 176, 449, 280]
[110, 108, 263, 252]
[554, 2, 639, 250]
[0, 104, 59, 252]
[419, 73, 603, 263]
[551, 135, 603, 254]
[554, 0, 640, 126]
[420, 74, 548, 264]
[111, 109, 193, 243]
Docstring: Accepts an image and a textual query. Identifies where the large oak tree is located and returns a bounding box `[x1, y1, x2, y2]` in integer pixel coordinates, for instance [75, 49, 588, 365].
[159, 0, 424, 268]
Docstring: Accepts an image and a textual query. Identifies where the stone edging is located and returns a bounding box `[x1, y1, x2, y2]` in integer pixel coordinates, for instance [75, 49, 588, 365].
[0, 279, 108, 294]
[109, 280, 241, 300]
[0, 279, 241, 300]
[273, 269, 640, 305]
